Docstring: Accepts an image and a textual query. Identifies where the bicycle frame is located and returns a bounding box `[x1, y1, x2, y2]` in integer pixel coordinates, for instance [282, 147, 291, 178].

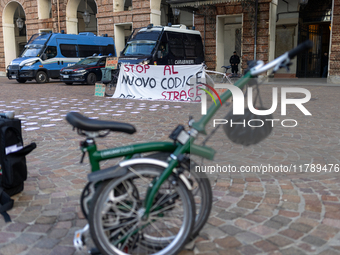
[204, 69, 233, 85]
[85, 140, 215, 172]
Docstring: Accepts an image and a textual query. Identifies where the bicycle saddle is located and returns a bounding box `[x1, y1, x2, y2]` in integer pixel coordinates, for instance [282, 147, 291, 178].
[66, 112, 136, 134]
[221, 65, 231, 69]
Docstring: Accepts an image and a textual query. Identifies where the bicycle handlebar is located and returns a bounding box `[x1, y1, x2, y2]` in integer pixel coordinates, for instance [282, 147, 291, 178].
[288, 40, 313, 59]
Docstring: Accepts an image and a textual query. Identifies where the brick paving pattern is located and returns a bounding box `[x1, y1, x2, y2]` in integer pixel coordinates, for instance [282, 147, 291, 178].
[0, 77, 340, 255]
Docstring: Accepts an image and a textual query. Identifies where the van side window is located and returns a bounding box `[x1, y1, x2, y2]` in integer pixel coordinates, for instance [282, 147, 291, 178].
[78, 45, 101, 57]
[45, 46, 57, 59]
[60, 44, 77, 57]
[101, 45, 116, 56]
[183, 34, 196, 58]
[167, 32, 184, 58]
[158, 42, 169, 58]
[194, 35, 204, 58]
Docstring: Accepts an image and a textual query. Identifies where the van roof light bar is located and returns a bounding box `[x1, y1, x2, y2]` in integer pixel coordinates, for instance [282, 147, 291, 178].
[147, 24, 154, 29]
[171, 24, 187, 29]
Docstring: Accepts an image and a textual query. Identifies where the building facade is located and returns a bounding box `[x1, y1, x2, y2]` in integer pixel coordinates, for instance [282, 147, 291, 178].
[0, 0, 338, 82]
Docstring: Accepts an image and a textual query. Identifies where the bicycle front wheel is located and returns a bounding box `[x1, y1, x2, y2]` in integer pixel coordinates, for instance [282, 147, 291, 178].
[147, 153, 212, 240]
[105, 70, 118, 97]
[88, 165, 195, 255]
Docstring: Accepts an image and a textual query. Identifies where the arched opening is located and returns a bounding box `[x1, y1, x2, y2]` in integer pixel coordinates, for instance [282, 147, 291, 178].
[296, 0, 332, 77]
[3, 2, 27, 67]
[66, 0, 97, 35]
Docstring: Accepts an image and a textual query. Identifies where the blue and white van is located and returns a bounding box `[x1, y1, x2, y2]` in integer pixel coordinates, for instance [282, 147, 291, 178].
[7, 32, 116, 83]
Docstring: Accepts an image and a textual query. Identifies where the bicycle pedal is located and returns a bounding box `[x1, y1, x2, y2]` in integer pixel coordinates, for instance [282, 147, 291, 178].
[73, 224, 89, 252]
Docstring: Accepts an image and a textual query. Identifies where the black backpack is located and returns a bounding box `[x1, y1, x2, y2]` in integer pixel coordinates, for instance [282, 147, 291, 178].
[0, 118, 36, 222]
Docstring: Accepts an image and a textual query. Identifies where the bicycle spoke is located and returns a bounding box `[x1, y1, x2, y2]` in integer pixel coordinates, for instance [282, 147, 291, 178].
[149, 216, 181, 221]
[151, 192, 169, 211]
[148, 221, 171, 244]
[150, 187, 177, 210]
[128, 166, 151, 183]
[118, 222, 139, 250]
[103, 218, 138, 231]
[118, 200, 138, 214]
[150, 203, 176, 216]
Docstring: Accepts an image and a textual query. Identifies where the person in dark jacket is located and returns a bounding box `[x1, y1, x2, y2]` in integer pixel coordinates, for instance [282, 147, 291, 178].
[230, 51, 240, 76]
[322, 52, 328, 78]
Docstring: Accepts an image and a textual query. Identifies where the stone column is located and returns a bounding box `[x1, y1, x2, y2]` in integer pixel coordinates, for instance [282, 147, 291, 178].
[328, 0, 340, 83]
[268, 0, 278, 64]
[3, 23, 16, 68]
[66, 17, 78, 34]
[66, 0, 81, 34]
[150, 0, 161, 25]
[114, 0, 125, 12]
[2, 2, 18, 69]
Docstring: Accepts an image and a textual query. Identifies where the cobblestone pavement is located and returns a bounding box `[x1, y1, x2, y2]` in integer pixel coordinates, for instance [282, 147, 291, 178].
[1, 77, 340, 255]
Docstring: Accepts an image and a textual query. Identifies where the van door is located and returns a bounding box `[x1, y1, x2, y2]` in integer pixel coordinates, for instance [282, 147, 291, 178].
[155, 33, 169, 65]
[42, 46, 59, 78]
[184, 34, 204, 64]
[56, 39, 79, 71]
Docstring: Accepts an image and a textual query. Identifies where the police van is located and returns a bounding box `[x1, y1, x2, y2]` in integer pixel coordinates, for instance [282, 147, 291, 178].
[119, 24, 204, 66]
[7, 32, 116, 83]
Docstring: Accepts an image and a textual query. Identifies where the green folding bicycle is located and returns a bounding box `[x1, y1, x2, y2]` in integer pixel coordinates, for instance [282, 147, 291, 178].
[67, 40, 312, 255]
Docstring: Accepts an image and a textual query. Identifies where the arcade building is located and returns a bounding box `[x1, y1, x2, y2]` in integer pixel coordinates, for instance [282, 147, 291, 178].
[0, 0, 338, 82]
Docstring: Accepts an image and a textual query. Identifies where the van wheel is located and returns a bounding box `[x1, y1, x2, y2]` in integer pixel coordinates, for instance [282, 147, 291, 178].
[16, 78, 27, 83]
[36, 71, 49, 83]
[87, 73, 96, 85]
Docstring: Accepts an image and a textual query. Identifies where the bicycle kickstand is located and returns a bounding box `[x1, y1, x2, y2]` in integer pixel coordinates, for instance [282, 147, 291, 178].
[73, 224, 89, 252]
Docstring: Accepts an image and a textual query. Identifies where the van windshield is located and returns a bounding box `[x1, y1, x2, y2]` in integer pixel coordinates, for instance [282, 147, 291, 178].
[122, 40, 156, 56]
[20, 45, 44, 57]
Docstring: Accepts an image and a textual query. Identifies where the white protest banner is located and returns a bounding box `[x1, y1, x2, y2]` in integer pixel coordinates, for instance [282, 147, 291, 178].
[112, 64, 204, 101]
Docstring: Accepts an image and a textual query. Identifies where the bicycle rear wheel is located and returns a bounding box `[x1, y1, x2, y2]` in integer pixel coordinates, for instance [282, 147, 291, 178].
[88, 164, 195, 255]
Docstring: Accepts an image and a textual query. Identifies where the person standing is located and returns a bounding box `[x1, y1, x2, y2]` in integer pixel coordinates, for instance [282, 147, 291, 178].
[230, 51, 240, 76]
[322, 52, 328, 78]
